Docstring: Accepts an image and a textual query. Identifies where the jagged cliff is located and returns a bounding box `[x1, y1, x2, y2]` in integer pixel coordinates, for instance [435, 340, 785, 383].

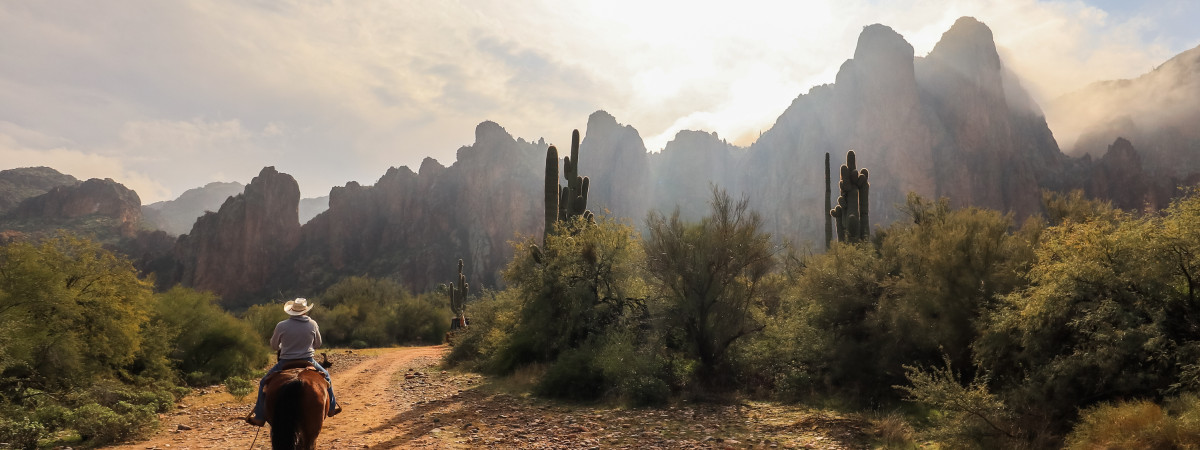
[286, 121, 544, 297]
[2, 177, 143, 239]
[171, 167, 301, 305]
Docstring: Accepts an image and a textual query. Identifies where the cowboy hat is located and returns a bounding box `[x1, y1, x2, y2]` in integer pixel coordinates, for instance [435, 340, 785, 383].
[284, 298, 313, 316]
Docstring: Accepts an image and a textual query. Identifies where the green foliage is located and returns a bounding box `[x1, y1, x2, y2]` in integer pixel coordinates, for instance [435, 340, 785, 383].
[896, 357, 1019, 448]
[974, 203, 1196, 429]
[0, 235, 155, 394]
[241, 302, 287, 342]
[69, 402, 158, 445]
[0, 417, 44, 450]
[500, 215, 647, 372]
[535, 346, 608, 401]
[225, 376, 254, 401]
[154, 287, 269, 386]
[0, 235, 269, 445]
[782, 241, 886, 400]
[1041, 189, 1118, 226]
[592, 330, 675, 406]
[444, 289, 523, 372]
[312, 276, 452, 347]
[876, 194, 1035, 382]
[1065, 395, 1200, 450]
[644, 188, 776, 387]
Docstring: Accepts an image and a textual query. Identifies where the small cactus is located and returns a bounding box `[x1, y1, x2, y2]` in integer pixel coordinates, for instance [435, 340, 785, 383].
[445, 259, 468, 329]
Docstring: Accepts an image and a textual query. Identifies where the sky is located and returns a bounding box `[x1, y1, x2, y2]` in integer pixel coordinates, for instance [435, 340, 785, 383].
[1, 0, 1197, 204]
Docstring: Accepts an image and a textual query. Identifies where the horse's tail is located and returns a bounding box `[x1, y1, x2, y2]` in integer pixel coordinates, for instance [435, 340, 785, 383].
[270, 379, 305, 450]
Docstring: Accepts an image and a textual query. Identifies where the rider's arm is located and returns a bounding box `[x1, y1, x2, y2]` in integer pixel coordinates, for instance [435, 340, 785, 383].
[311, 321, 323, 349]
[270, 321, 284, 352]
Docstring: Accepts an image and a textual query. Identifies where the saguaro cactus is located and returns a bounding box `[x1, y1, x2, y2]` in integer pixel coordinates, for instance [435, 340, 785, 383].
[558, 130, 593, 222]
[532, 129, 595, 262]
[537, 130, 594, 243]
[543, 145, 560, 246]
[446, 259, 469, 329]
[825, 152, 833, 250]
[829, 150, 871, 243]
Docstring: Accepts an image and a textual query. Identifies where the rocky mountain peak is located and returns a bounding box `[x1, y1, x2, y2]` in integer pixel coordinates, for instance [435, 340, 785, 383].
[926, 16, 1002, 93]
[853, 24, 914, 64]
[171, 166, 301, 306]
[7, 177, 142, 237]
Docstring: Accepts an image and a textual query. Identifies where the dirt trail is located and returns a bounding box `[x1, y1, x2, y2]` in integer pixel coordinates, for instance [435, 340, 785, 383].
[107, 346, 452, 450]
[107, 345, 874, 449]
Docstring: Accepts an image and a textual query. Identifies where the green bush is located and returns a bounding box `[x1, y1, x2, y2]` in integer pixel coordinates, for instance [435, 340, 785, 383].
[498, 215, 647, 373]
[535, 347, 607, 401]
[32, 404, 71, 431]
[76, 380, 175, 413]
[225, 376, 254, 401]
[155, 287, 269, 386]
[444, 289, 522, 372]
[69, 402, 157, 445]
[308, 276, 452, 347]
[0, 417, 45, 450]
[644, 188, 776, 388]
[241, 303, 287, 341]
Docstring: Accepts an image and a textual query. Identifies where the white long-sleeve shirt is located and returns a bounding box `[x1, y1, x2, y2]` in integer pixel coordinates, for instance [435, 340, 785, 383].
[270, 315, 323, 360]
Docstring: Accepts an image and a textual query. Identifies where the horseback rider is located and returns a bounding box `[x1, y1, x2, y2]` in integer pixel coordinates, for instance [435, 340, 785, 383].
[246, 298, 342, 426]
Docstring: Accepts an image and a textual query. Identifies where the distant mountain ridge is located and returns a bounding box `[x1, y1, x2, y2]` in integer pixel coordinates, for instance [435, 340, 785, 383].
[1047, 43, 1200, 178]
[0, 167, 79, 213]
[143, 181, 245, 236]
[3, 17, 1197, 306]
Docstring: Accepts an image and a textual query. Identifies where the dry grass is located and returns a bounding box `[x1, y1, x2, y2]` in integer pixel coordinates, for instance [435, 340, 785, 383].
[1065, 397, 1200, 450]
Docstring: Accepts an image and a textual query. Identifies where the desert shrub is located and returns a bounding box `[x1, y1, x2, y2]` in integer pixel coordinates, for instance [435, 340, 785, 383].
[973, 200, 1200, 433]
[444, 289, 522, 372]
[644, 188, 776, 388]
[31, 404, 71, 432]
[782, 240, 886, 401]
[311, 276, 452, 347]
[593, 330, 675, 406]
[535, 347, 608, 401]
[876, 195, 1035, 384]
[498, 215, 648, 373]
[0, 417, 44, 450]
[241, 303, 286, 341]
[68, 380, 176, 414]
[0, 235, 157, 393]
[896, 357, 1021, 448]
[388, 291, 452, 344]
[69, 402, 157, 445]
[225, 376, 254, 401]
[1065, 395, 1200, 449]
[155, 287, 269, 386]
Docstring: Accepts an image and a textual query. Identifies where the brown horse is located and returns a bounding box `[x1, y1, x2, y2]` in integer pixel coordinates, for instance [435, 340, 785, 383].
[263, 360, 330, 450]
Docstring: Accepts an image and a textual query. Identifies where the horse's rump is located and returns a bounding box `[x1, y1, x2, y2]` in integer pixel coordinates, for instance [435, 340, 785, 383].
[265, 368, 330, 450]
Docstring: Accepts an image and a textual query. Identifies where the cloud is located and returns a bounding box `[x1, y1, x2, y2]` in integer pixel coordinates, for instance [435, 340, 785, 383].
[0, 121, 170, 202]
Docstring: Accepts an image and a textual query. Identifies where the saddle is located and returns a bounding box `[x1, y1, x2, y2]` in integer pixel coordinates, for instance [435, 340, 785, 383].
[279, 359, 318, 371]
